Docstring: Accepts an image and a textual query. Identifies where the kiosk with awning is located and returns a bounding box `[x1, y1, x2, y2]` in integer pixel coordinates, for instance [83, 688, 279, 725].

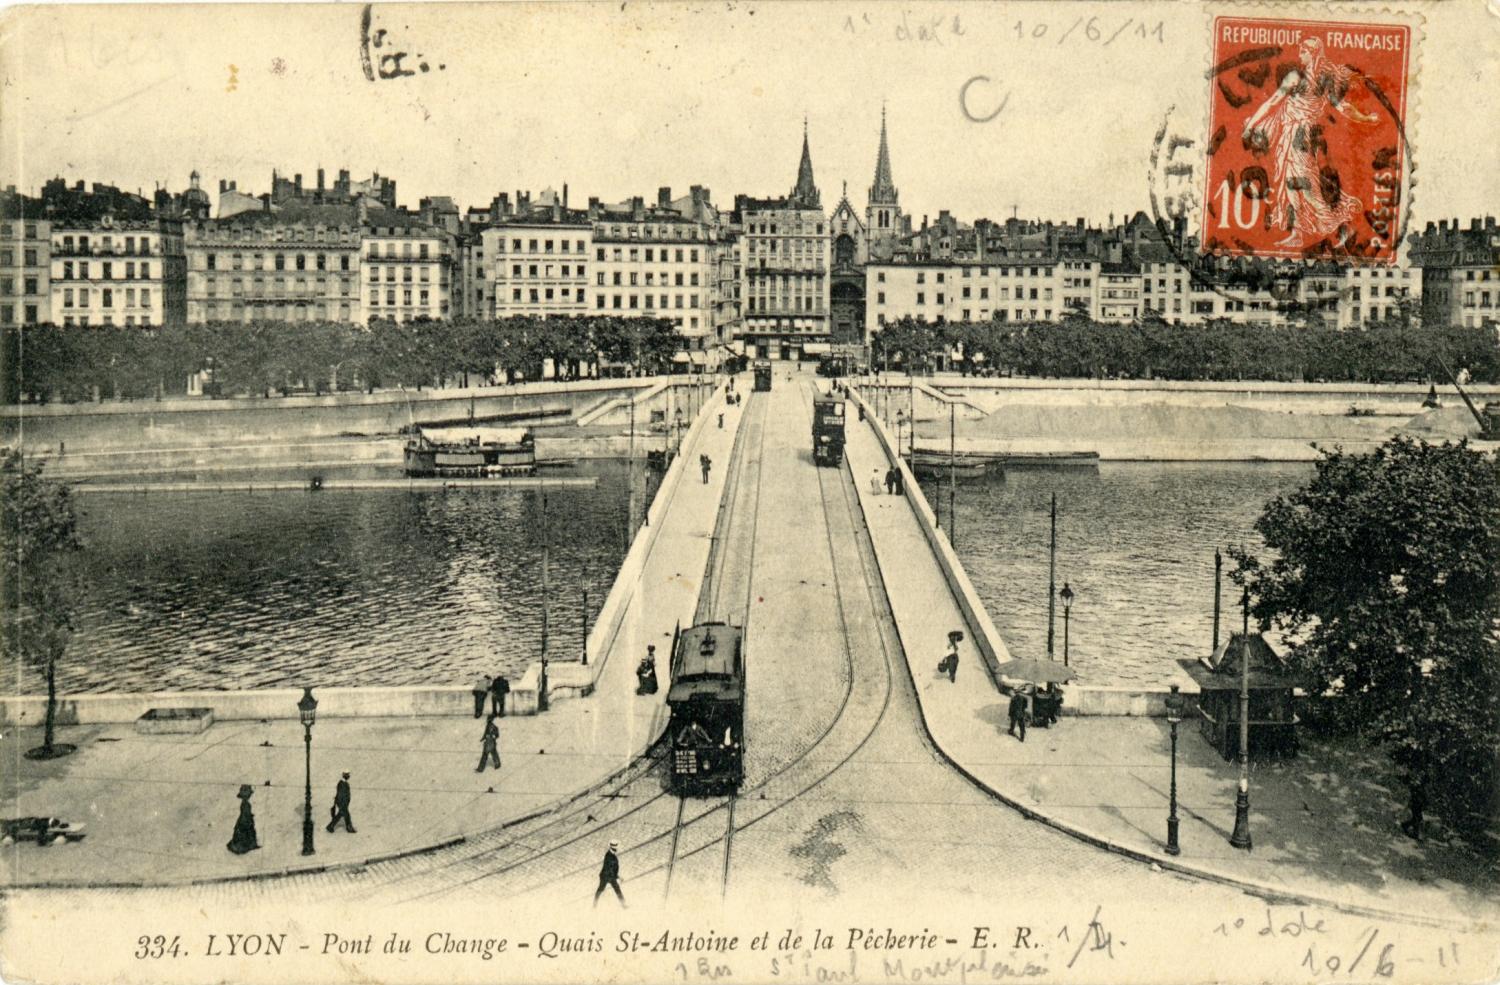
[1179, 633, 1300, 761]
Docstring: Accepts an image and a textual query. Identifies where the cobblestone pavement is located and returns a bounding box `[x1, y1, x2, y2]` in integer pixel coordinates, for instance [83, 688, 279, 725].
[7, 372, 1492, 985]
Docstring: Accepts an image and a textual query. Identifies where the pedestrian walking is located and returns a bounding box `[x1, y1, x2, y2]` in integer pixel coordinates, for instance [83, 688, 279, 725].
[226, 784, 260, 854]
[718, 412, 724, 429]
[594, 840, 626, 907]
[884, 467, 896, 495]
[326, 771, 356, 833]
[941, 636, 959, 683]
[1401, 775, 1427, 841]
[869, 469, 883, 495]
[700, 454, 712, 484]
[1007, 689, 1029, 742]
[489, 674, 510, 717]
[471, 674, 491, 718]
[476, 714, 501, 772]
[636, 645, 659, 694]
[893, 467, 905, 496]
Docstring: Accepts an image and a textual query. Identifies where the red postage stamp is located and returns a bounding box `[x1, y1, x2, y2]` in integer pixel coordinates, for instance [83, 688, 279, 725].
[1202, 16, 1411, 263]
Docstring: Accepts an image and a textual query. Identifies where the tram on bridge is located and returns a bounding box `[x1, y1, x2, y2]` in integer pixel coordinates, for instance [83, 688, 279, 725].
[811, 393, 847, 467]
[752, 360, 773, 392]
[666, 621, 745, 795]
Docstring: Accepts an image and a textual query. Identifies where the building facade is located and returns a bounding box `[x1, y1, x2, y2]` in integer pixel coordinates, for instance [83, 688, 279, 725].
[737, 126, 830, 359]
[50, 214, 185, 327]
[1408, 217, 1499, 332]
[0, 195, 50, 327]
[185, 204, 362, 323]
[590, 192, 717, 350]
[481, 206, 592, 318]
[361, 211, 453, 323]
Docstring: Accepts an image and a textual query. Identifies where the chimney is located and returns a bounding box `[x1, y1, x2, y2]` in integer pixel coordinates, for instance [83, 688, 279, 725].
[317, 168, 325, 193]
[294, 173, 303, 194]
[1471, 217, 1482, 231]
[632, 196, 644, 222]
[563, 183, 569, 209]
[219, 179, 228, 194]
[658, 186, 672, 209]
[261, 193, 272, 213]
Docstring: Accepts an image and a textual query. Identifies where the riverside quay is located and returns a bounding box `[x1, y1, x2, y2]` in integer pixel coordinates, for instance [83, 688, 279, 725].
[3, 4, 1499, 985]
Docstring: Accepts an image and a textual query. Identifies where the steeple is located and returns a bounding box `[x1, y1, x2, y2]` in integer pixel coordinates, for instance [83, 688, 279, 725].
[869, 104, 898, 206]
[791, 117, 821, 208]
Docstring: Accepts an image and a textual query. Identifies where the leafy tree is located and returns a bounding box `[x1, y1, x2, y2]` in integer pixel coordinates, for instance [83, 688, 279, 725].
[1, 450, 84, 759]
[1231, 437, 1500, 846]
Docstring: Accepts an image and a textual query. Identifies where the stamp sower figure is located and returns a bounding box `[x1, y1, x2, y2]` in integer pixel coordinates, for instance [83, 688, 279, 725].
[490, 674, 510, 717]
[226, 784, 260, 854]
[471, 674, 491, 718]
[326, 770, 356, 833]
[594, 839, 626, 908]
[1007, 689, 1029, 743]
[477, 714, 501, 772]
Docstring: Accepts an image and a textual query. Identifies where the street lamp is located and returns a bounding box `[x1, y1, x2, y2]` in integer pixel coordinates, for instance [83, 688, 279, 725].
[297, 687, 318, 857]
[1229, 589, 1253, 850]
[1165, 684, 1184, 856]
[1059, 582, 1074, 666]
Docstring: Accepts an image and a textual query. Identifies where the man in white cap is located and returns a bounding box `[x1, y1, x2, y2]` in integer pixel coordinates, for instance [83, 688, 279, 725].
[594, 839, 625, 907]
[326, 770, 355, 834]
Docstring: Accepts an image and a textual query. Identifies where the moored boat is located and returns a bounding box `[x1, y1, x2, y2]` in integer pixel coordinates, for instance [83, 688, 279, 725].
[403, 426, 537, 477]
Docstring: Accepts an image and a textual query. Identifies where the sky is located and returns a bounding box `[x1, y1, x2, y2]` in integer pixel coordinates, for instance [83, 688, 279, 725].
[0, 1, 1496, 233]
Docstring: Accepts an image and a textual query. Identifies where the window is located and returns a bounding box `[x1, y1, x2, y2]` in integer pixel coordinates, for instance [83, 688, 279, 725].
[23, 277, 37, 295]
[917, 292, 926, 305]
[23, 249, 37, 266]
[102, 288, 113, 308]
[877, 292, 885, 304]
[63, 288, 74, 308]
[275, 254, 285, 271]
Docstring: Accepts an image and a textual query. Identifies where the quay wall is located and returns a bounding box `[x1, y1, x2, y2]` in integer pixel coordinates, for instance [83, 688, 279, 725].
[1, 377, 711, 455]
[849, 385, 1201, 719]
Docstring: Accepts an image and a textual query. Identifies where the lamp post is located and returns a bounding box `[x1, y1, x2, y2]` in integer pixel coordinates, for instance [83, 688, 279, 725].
[1229, 588, 1253, 850]
[1046, 493, 1058, 658]
[1165, 683, 1184, 856]
[297, 687, 318, 856]
[895, 410, 907, 463]
[673, 407, 684, 459]
[948, 399, 956, 547]
[1059, 582, 1074, 666]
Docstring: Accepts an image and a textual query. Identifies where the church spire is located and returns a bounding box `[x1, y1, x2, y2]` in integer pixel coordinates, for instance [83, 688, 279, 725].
[869, 104, 898, 206]
[791, 117, 821, 208]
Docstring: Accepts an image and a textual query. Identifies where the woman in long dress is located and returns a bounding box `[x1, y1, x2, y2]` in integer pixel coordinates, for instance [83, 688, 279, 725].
[1241, 37, 1379, 248]
[227, 784, 260, 854]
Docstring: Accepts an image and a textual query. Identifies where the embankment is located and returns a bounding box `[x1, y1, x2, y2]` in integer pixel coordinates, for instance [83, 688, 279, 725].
[874, 378, 1499, 461]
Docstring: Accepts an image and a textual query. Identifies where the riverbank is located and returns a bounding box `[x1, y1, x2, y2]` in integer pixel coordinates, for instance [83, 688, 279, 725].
[865, 378, 1497, 461]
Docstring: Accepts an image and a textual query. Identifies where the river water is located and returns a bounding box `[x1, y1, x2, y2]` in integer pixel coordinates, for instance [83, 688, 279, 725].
[45, 463, 652, 694]
[24, 461, 1306, 695]
[918, 462, 1311, 689]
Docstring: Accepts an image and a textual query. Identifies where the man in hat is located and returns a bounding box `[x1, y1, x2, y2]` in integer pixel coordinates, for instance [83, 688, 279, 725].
[477, 714, 501, 772]
[594, 840, 625, 907]
[471, 674, 491, 719]
[489, 674, 510, 717]
[1007, 688, 1029, 742]
[326, 771, 355, 833]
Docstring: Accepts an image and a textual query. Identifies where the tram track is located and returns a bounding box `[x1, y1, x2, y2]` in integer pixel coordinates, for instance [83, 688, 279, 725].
[373, 394, 772, 905]
[535, 378, 897, 907]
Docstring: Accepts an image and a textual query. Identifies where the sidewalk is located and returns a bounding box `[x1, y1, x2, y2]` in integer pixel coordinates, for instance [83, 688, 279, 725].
[842, 401, 1499, 929]
[1, 383, 748, 888]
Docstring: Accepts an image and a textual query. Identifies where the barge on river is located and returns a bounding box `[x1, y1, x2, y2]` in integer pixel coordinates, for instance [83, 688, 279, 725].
[403, 426, 537, 477]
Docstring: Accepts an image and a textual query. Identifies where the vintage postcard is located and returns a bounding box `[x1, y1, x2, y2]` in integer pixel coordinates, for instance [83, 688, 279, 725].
[1, 2, 1497, 984]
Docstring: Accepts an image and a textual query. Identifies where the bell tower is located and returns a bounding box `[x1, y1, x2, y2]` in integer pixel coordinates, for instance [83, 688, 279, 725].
[865, 106, 903, 260]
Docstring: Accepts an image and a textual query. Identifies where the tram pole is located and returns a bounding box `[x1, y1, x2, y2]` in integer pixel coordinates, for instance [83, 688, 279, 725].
[948, 399, 956, 547]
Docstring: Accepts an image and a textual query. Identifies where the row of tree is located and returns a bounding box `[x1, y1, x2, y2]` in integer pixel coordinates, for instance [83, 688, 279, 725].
[1, 316, 687, 404]
[872, 313, 1500, 384]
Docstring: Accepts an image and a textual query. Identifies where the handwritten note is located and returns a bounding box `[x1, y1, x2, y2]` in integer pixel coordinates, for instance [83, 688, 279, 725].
[359, 4, 446, 82]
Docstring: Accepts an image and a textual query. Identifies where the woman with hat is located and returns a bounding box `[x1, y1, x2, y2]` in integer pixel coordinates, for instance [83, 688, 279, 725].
[226, 784, 260, 854]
